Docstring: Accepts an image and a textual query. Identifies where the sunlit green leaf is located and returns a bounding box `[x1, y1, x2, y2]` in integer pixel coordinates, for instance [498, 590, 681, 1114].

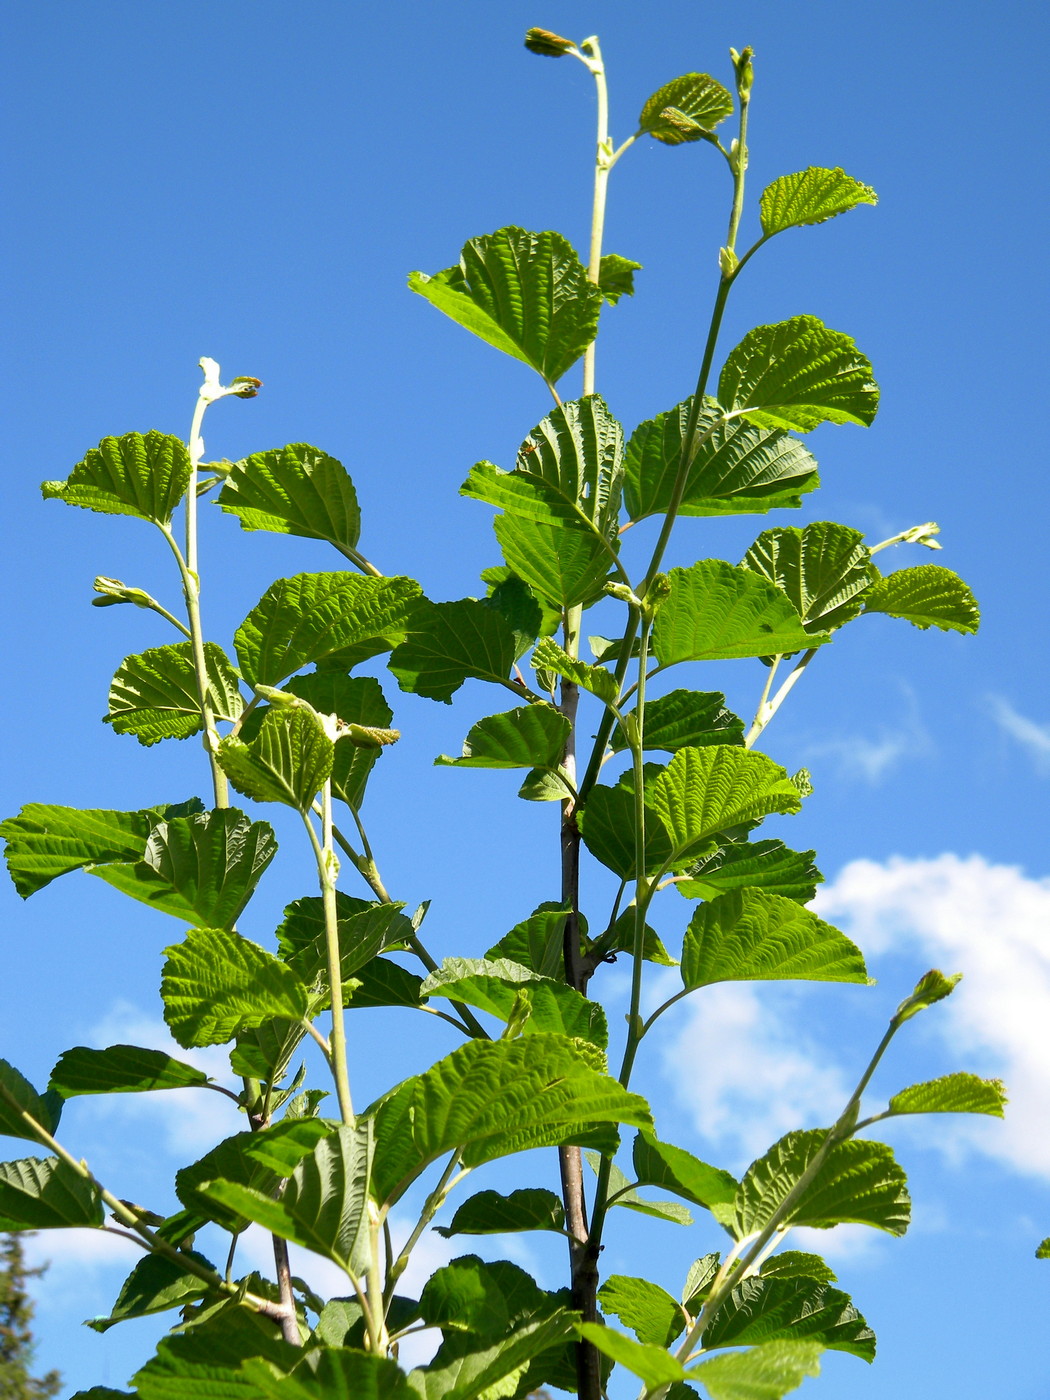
[652, 561, 822, 666]
[632, 1132, 738, 1208]
[242, 1349, 418, 1399]
[887, 1073, 1006, 1118]
[863, 564, 979, 633]
[688, 1340, 824, 1399]
[411, 1311, 575, 1400]
[704, 1275, 875, 1360]
[531, 636, 618, 705]
[598, 253, 642, 304]
[175, 1122, 328, 1231]
[585, 1150, 692, 1226]
[49, 1045, 210, 1098]
[575, 1321, 684, 1388]
[760, 1252, 837, 1284]
[485, 901, 573, 979]
[760, 168, 877, 236]
[421, 958, 607, 1047]
[493, 513, 612, 611]
[278, 673, 393, 811]
[389, 599, 517, 703]
[132, 1302, 299, 1398]
[611, 689, 744, 754]
[42, 430, 190, 524]
[598, 1274, 684, 1347]
[433, 1187, 566, 1238]
[638, 73, 734, 144]
[676, 840, 822, 903]
[106, 641, 244, 746]
[0, 1156, 104, 1230]
[218, 708, 333, 811]
[217, 443, 362, 558]
[743, 522, 874, 632]
[435, 705, 569, 770]
[276, 894, 413, 993]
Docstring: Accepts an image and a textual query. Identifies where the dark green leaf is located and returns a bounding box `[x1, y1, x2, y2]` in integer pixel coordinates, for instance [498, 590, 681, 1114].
[639, 73, 734, 144]
[418, 1254, 550, 1338]
[485, 901, 573, 978]
[176, 1124, 308, 1230]
[106, 641, 244, 745]
[42, 430, 190, 525]
[0, 1059, 56, 1143]
[347, 958, 425, 1011]
[598, 907, 677, 967]
[408, 227, 601, 386]
[863, 564, 980, 633]
[611, 689, 744, 754]
[704, 1275, 875, 1361]
[760, 168, 877, 236]
[652, 561, 823, 666]
[493, 513, 612, 610]
[161, 926, 309, 1049]
[276, 894, 413, 992]
[577, 776, 674, 880]
[133, 1304, 299, 1398]
[1037, 1238, 1050, 1260]
[229, 1018, 306, 1083]
[632, 1132, 738, 1208]
[87, 1250, 215, 1332]
[433, 1187, 566, 1238]
[435, 705, 569, 770]
[0, 1156, 104, 1229]
[887, 1073, 1006, 1118]
[586, 1150, 692, 1226]
[479, 572, 547, 662]
[598, 253, 642, 304]
[718, 316, 879, 432]
[688, 1341, 823, 1399]
[624, 397, 819, 522]
[50, 1045, 210, 1098]
[217, 708, 333, 811]
[676, 840, 822, 903]
[421, 958, 608, 1047]
[217, 443, 362, 557]
[388, 599, 516, 703]
[598, 1274, 684, 1347]
[744, 522, 874, 632]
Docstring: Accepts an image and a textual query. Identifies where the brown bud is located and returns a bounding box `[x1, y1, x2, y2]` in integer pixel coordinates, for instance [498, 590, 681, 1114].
[524, 27, 575, 56]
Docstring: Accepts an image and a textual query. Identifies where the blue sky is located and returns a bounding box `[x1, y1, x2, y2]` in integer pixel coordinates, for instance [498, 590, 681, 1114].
[2, 2, 1049, 1396]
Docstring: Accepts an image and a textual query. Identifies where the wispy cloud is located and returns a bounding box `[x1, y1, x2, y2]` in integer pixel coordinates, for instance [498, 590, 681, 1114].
[987, 695, 1050, 774]
[800, 684, 930, 784]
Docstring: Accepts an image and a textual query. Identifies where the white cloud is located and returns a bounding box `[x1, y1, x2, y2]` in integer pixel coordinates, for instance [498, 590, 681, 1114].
[987, 695, 1050, 774]
[24, 1228, 142, 1316]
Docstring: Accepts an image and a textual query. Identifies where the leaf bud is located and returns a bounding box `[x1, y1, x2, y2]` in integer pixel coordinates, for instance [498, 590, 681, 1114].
[894, 968, 963, 1024]
[503, 988, 534, 1039]
[91, 576, 157, 610]
[730, 46, 754, 98]
[604, 582, 643, 609]
[524, 27, 576, 56]
[718, 246, 739, 278]
[641, 572, 672, 621]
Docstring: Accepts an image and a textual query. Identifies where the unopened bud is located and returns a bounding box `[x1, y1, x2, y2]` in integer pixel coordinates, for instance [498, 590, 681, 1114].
[604, 582, 643, 608]
[719, 246, 739, 278]
[730, 46, 754, 98]
[524, 27, 576, 56]
[91, 576, 156, 610]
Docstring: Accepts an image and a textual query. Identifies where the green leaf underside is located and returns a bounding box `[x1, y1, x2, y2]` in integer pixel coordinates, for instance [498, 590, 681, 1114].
[409, 226, 602, 385]
[217, 443, 362, 555]
[230, 1016, 307, 1083]
[162, 926, 309, 1049]
[887, 1073, 1006, 1117]
[0, 797, 204, 898]
[50, 1045, 209, 1098]
[598, 1274, 684, 1347]
[863, 565, 980, 632]
[718, 315, 879, 432]
[652, 561, 824, 666]
[610, 689, 744, 753]
[760, 167, 877, 236]
[389, 599, 517, 703]
[704, 1275, 875, 1361]
[218, 708, 333, 811]
[276, 894, 413, 990]
[744, 522, 873, 632]
[598, 253, 642, 303]
[0, 1058, 56, 1143]
[485, 902, 573, 978]
[583, 1149, 693, 1228]
[493, 513, 612, 610]
[235, 572, 421, 686]
[681, 888, 868, 989]
[639, 73, 734, 143]
[0, 1156, 104, 1230]
[436, 705, 570, 770]
[575, 1321, 684, 1388]
[411, 1312, 576, 1400]
[732, 1130, 911, 1239]
[42, 430, 191, 524]
[283, 673, 393, 810]
[88, 1250, 215, 1332]
[677, 839, 822, 903]
[624, 397, 819, 522]
[433, 1187, 566, 1238]
[532, 635, 619, 704]
[370, 1034, 651, 1204]
[107, 641, 245, 745]
[632, 1132, 738, 1207]
[92, 808, 276, 927]
[689, 1341, 824, 1399]
[601, 908, 678, 967]
[242, 1348, 419, 1398]
[421, 958, 608, 1047]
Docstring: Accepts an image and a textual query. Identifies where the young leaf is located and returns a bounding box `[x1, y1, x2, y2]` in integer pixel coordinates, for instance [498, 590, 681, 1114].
[278, 672, 393, 811]
[598, 253, 642, 304]
[230, 1017, 307, 1084]
[91, 808, 277, 927]
[624, 397, 819, 522]
[732, 1130, 911, 1239]
[687, 1340, 824, 1399]
[106, 641, 245, 745]
[886, 1073, 1007, 1118]
[1037, 1239, 1050, 1260]
[435, 704, 570, 770]
[0, 1156, 104, 1230]
[485, 901, 573, 978]
[532, 636, 619, 705]
[87, 1250, 215, 1332]
[703, 1275, 875, 1361]
[682, 1253, 722, 1306]
[893, 968, 961, 1023]
[388, 598, 517, 703]
[49, 1045, 210, 1098]
[433, 1187, 566, 1239]
[680, 888, 868, 989]
[760, 1251, 837, 1284]
[632, 1132, 738, 1208]
[598, 907, 678, 967]
[863, 564, 980, 633]
[575, 1321, 684, 1388]
[421, 958, 608, 1047]
[276, 894, 413, 990]
[493, 513, 613, 611]
[41, 430, 191, 525]
[0, 797, 204, 898]
[652, 561, 823, 666]
[598, 1274, 684, 1347]
[408, 227, 602, 387]
[611, 689, 744, 754]
[743, 522, 874, 632]
[718, 316, 879, 432]
[676, 839, 822, 903]
[218, 708, 333, 811]
[638, 73, 734, 144]
[235, 572, 421, 686]
[217, 443, 362, 557]
[161, 926, 310, 1049]
[0, 1059, 57, 1143]
[760, 168, 877, 237]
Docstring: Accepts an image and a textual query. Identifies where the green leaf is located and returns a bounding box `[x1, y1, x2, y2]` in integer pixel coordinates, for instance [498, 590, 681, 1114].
[106, 641, 245, 745]
[87, 1250, 215, 1332]
[863, 564, 980, 633]
[638, 73, 734, 144]
[479, 572, 548, 662]
[217, 443, 362, 557]
[718, 316, 879, 432]
[598, 253, 642, 304]
[217, 708, 333, 811]
[632, 1132, 738, 1208]
[370, 1034, 652, 1204]
[133, 1304, 300, 1398]
[435, 705, 569, 770]
[1037, 1238, 1050, 1260]
[161, 926, 309, 1049]
[281, 673, 393, 811]
[598, 907, 677, 967]
[894, 969, 961, 1023]
[418, 1255, 550, 1339]
[388, 599, 517, 703]
[0, 1059, 57, 1143]
[760, 167, 877, 236]
[532, 636, 619, 705]
[887, 1073, 1007, 1118]
[732, 1130, 910, 1240]
[201, 1123, 372, 1271]
[175, 1122, 324, 1230]
[421, 958, 608, 1047]
[347, 958, 425, 1011]
[688, 1341, 823, 1399]
[42, 430, 191, 525]
[408, 227, 601, 386]
[235, 572, 421, 686]
[575, 1321, 684, 1388]
[577, 775, 674, 880]
[493, 513, 612, 611]
[652, 561, 823, 666]
[0, 798, 203, 898]
[91, 808, 276, 927]
[681, 888, 868, 990]
[598, 1274, 684, 1347]
[677, 840, 822, 904]
[743, 522, 874, 632]
[242, 1349, 418, 1400]
[410, 1311, 575, 1400]
[230, 1017, 306, 1084]
[624, 397, 819, 522]
[433, 1187, 566, 1239]
[276, 894, 413, 992]
[611, 689, 744, 754]
[49, 1045, 210, 1098]
[682, 1254, 721, 1306]
[485, 901, 573, 978]
[241, 1118, 334, 1177]
[0, 1156, 104, 1229]
[704, 1275, 875, 1361]
[585, 1150, 692, 1226]
[760, 1252, 837, 1284]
